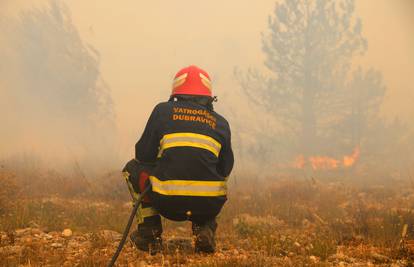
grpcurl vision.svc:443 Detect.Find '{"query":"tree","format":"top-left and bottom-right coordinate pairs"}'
top-left (237, 0), bottom-right (385, 161)
top-left (0, 1), bottom-right (115, 166)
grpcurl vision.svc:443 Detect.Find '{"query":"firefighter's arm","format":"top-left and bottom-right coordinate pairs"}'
top-left (217, 127), bottom-right (234, 178)
top-left (135, 105), bottom-right (161, 164)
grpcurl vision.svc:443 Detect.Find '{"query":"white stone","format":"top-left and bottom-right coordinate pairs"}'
top-left (62, 229), bottom-right (73, 237)
top-left (309, 255), bottom-right (319, 263)
top-left (51, 242), bottom-right (63, 248)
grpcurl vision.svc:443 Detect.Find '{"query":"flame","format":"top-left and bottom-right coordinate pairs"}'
top-left (343, 146), bottom-right (360, 167)
top-left (309, 156), bottom-right (339, 170)
top-left (293, 146), bottom-right (360, 170)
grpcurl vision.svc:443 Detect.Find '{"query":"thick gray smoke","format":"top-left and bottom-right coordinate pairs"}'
top-left (0, 1), bottom-right (117, 172)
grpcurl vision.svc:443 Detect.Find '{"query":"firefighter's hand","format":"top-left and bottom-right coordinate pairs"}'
top-left (138, 171), bottom-right (151, 203)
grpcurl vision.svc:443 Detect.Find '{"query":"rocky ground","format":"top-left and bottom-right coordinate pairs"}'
top-left (2, 169), bottom-right (414, 266)
top-left (0, 223), bottom-right (411, 267)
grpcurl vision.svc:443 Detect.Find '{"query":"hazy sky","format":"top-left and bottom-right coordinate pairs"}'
top-left (67, 0), bottom-right (414, 145)
top-left (2, 0), bottom-right (414, 159)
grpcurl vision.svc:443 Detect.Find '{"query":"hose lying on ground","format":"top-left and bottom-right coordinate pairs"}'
top-left (107, 185), bottom-right (151, 267)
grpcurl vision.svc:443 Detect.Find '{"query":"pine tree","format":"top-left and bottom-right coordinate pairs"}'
top-left (237, 0), bottom-right (385, 160)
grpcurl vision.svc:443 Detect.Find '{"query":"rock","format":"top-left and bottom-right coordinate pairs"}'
top-left (371, 252), bottom-right (390, 263)
top-left (49, 231), bottom-right (60, 236)
top-left (309, 255), bottom-right (319, 263)
top-left (51, 242), bottom-right (63, 248)
top-left (62, 229), bottom-right (73, 237)
top-left (15, 228), bottom-right (31, 237)
top-left (44, 233), bottom-right (53, 240)
top-left (31, 228), bottom-right (43, 235)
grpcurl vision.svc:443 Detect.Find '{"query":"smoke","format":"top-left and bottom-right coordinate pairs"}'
top-left (1, 0), bottom-right (413, 178)
top-left (0, 1), bottom-right (117, 172)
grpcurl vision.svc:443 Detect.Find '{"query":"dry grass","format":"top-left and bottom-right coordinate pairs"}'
top-left (1, 166), bottom-right (414, 266)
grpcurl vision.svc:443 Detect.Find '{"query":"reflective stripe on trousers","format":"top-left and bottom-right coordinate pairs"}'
top-left (124, 171), bottom-right (159, 224)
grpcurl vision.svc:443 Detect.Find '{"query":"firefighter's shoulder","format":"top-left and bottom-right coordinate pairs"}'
top-left (211, 110), bottom-right (231, 130)
top-left (151, 101), bottom-right (173, 114)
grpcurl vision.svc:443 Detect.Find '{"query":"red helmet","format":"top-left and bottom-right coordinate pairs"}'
top-left (171, 65), bottom-right (212, 97)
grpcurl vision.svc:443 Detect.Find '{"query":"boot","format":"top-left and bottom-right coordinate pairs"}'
top-left (130, 216), bottom-right (162, 255)
top-left (130, 229), bottom-right (162, 255)
top-left (192, 219), bottom-right (217, 253)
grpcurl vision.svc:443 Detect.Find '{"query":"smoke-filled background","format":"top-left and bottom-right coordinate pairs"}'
top-left (1, 0), bottom-right (414, 179)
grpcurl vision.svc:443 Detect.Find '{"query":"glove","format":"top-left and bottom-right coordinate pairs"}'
top-left (123, 159), bottom-right (152, 202)
top-left (138, 170), bottom-right (151, 203)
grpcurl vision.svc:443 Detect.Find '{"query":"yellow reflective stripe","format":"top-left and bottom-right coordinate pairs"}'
top-left (158, 133), bottom-right (221, 158)
top-left (199, 73), bottom-right (211, 85)
top-left (124, 172), bottom-right (159, 224)
top-left (151, 188), bottom-right (226, 197)
top-left (136, 205), bottom-right (159, 224)
top-left (136, 207), bottom-right (144, 224)
top-left (164, 133), bottom-right (221, 147)
top-left (173, 73), bottom-right (188, 88)
top-left (141, 207), bottom-right (159, 218)
top-left (150, 176), bottom-right (227, 197)
top-left (124, 171), bottom-right (140, 200)
top-left (150, 176), bottom-right (225, 187)
top-left (199, 73), bottom-right (212, 91)
top-left (174, 73), bottom-right (188, 83)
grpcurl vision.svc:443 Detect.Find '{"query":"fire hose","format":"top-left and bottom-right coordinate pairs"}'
top-left (107, 185), bottom-right (151, 267)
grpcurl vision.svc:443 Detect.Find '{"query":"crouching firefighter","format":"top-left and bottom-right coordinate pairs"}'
top-left (123, 65), bottom-right (234, 254)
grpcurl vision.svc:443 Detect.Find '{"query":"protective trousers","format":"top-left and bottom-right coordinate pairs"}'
top-left (122, 159), bottom-right (218, 253)
top-left (122, 159), bottom-right (162, 240)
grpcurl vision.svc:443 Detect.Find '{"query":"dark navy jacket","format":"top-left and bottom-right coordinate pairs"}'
top-left (135, 100), bottom-right (233, 221)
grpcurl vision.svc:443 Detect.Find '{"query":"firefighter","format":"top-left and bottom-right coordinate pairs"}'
top-left (123, 65), bottom-right (234, 254)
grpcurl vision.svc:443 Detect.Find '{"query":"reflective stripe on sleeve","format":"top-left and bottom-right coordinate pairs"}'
top-left (157, 132), bottom-right (221, 158)
top-left (150, 176), bottom-right (227, 197)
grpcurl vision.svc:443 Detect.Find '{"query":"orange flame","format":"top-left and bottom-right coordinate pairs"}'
top-left (309, 156), bottom-right (339, 170)
top-left (293, 146), bottom-right (360, 170)
top-left (343, 146), bottom-right (360, 167)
